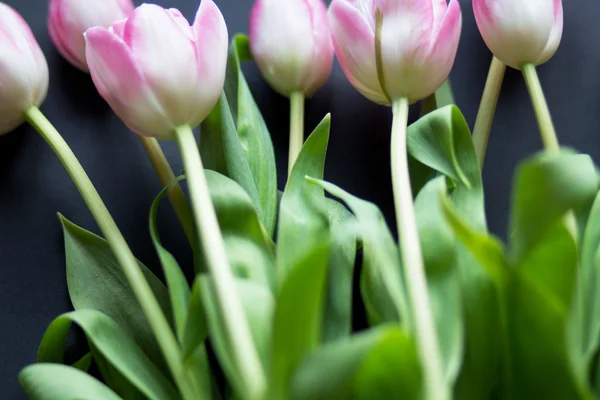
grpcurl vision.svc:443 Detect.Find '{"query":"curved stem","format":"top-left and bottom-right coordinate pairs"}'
top-left (391, 98), bottom-right (448, 400)
top-left (174, 125), bottom-right (266, 400)
top-left (24, 106), bottom-right (197, 400)
top-left (139, 136), bottom-right (195, 245)
top-left (473, 57), bottom-right (506, 169)
top-left (522, 63), bottom-right (560, 152)
top-left (288, 91), bottom-right (305, 177)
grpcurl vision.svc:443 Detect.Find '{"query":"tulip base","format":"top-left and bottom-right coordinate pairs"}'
top-left (173, 124), bottom-right (266, 400)
top-left (390, 98), bottom-right (448, 400)
top-left (23, 106), bottom-right (198, 400)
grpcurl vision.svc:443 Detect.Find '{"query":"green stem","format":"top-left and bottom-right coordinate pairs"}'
top-left (288, 91), bottom-right (305, 177)
top-left (473, 57), bottom-right (506, 169)
top-left (174, 125), bottom-right (266, 400)
top-left (24, 106), bottom-right (197, 400)
top-left (521, 63), bottom-right (560, 152)
top-left (391, 98), bottom-right (448, 400)
top-left (139, 136), bottom-right (195, 246)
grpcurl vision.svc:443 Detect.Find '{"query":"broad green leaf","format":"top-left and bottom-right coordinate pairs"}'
top-left (37, 310), bottom-right (178, 400)
top-left (323, 199), bottom-right (357, 342)
top-left (200, 276), bottom-right (274, 397)
top-left (414, 177), bottom-right (463, 388)
top-left (407, 106), bottom-right (499, 399)
top-left (568, 191), bottom-right (600, 390)
top-left (150, 176), bottom-right (191, 341)
top-left (20, 364), bottom-right (122, 400)
top-left (60, 216), bottom-right (171, 372)
top-left (353, 327), bottom-right (421, 400)
top-left (182, 279), bottom-right (209, 360)
top-left (72, 353), bottom-right (92, 372)
top-left (510, 152), bottom-right (598, 265)
top-left (223, 34), bottom-right (277, 236)
top-left (290, 325), bottom-right (420, 400)
top-left (270, 235), bottom-right (330, 398)
top-left (200, 94), bottom-right (264, 232)
top-left (308, 178), bottom-right (408, 327)
top-left (276, 114), bottom-right (331, 279)
top-left (203, 170), bottom-right (275, 289)
top-left (272, 114), bottom-right (332, 397)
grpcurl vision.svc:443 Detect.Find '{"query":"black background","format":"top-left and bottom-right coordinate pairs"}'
top-left (2, 0), bottom-right (598, 398)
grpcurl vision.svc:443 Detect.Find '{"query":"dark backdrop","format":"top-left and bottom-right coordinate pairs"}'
top-left (2, 0), bottom-right (598, 398)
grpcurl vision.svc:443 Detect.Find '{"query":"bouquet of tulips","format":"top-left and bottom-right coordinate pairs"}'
top-left (3, 0), bottom-right (596, 399)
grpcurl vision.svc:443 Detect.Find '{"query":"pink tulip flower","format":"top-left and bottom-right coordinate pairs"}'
top-left (84, 1), bottom-right (228, 140)
top-left (473, 0), bottom-right (563, 69)
top-left (48, 0), bottom-right (134, 72)
top-left (249, 0), bottom-right (334, 97)
top-left (328, 0), bottom-right (462, 104)
top-left (0, 2), bottom-right (49, 135)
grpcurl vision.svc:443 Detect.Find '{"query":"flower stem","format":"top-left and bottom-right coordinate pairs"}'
top-left (139, 136), bottom-right (195, 245)
top-left (174, 125), bottom-right (266, 400)
top-left (391, 98), bottom-right (448, 400)
top-left (522, 63), bottom-right (560, 152)
top-left (473, 57), bottom-right (506, 169)
top-left (288, 91), bottom-right (305, 177)
top-left (24, 106), bottom-right (197, 400)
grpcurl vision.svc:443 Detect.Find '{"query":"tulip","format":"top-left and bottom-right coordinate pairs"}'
top-left (328, 0), bottom-right (462, 104)
top-left (249, 0), bottom-right (334, 98)
top-left (0, 2), bottom-right (49, 135)
top-left (48, 0), bottom-right (134, 72)
top-left (84, 1), bottom-right (228, 140)
top-left (473, 0), bottom-right (563, 70)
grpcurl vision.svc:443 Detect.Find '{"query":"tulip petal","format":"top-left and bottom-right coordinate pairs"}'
top-left (473, 0), bottom-right (555, 68)
top-left (85, 27), bottom-right (172, 138)
top-left (124, 4), bottom-right (198, 126)
top-left (538, 0), bottom-right (563, 65)
top-left (415, 0), bottom-right (461, 102)
top-left (190, 0), bottom-right (228, 127)
top-left (431, 0), bottom-right (448, 34)
top-left (48, 0), bottom-right (88, 70)
top-left (300, 0), bottom-right (334, 96)
top-left (377, 0), bottom-right (435, 100)
top-left (329, 0), bottom-right (387, 104)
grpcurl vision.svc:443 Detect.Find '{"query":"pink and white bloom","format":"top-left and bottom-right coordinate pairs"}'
top-left (48, 0), bottom-right (134, 72)
top-left (473, 0), bottom-right (563, 69)
top-left (84, 1), bottom-right (228, 140)
top-left (0, 3), bottom-right (49, 135)
top-left (249, 0), bottom-right (334, 97)
top-left (328, 0), bottom-right (462, 104)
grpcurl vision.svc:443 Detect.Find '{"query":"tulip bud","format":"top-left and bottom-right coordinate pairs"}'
top-left (48, 0), bottom-right (134, 72)
top-left (249, 0), bottom-right (334, 97)
top-left (473, 0), bottom-right (563, 69)
top-left (328, 0), bottom-right (462, 104)
top-left (84, 1), bottom-right (228, 140)
top-left (0, 3), bottom-right (49, 135)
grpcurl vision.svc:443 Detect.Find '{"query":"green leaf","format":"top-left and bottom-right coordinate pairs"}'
top-left (277, 114), bottom-right (331, 278)
top-left (408, 106), bottom-right (500, 399)
top-left (182, 279), bottom-right (209, 360)
top-left (200, 94), bottom-right (265, 233)
top-left (223, 34), bottom-right (278, 236)
top-left (200, 276), bottom-right (274, 397)
top-left (204, 170), bottom-right (276, 289)
top-left (37, 310), bottom-right (178, 400)
top-left (323, 199), bottom-right (357, 342)
top-left (308, 178), bottom-right (408, 327)
top-left (568, 191), bottom-right (600, 390)
top-left (414, 177), bottom-right (463, 388)
top-left (290, 325), bottom-right (420, 400)
top-left (72, 353), bottom-right (93, 372)
top-left (60, 216), bottom-right (172, 372)
top-left (20, 364), bottom-right (122, 400)
top-left (272, 114), bottom-right (332, 397)
top-left (510, 152), bottom-right (598, 265)
top-left (149, 176), bottom-right (191, 341)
